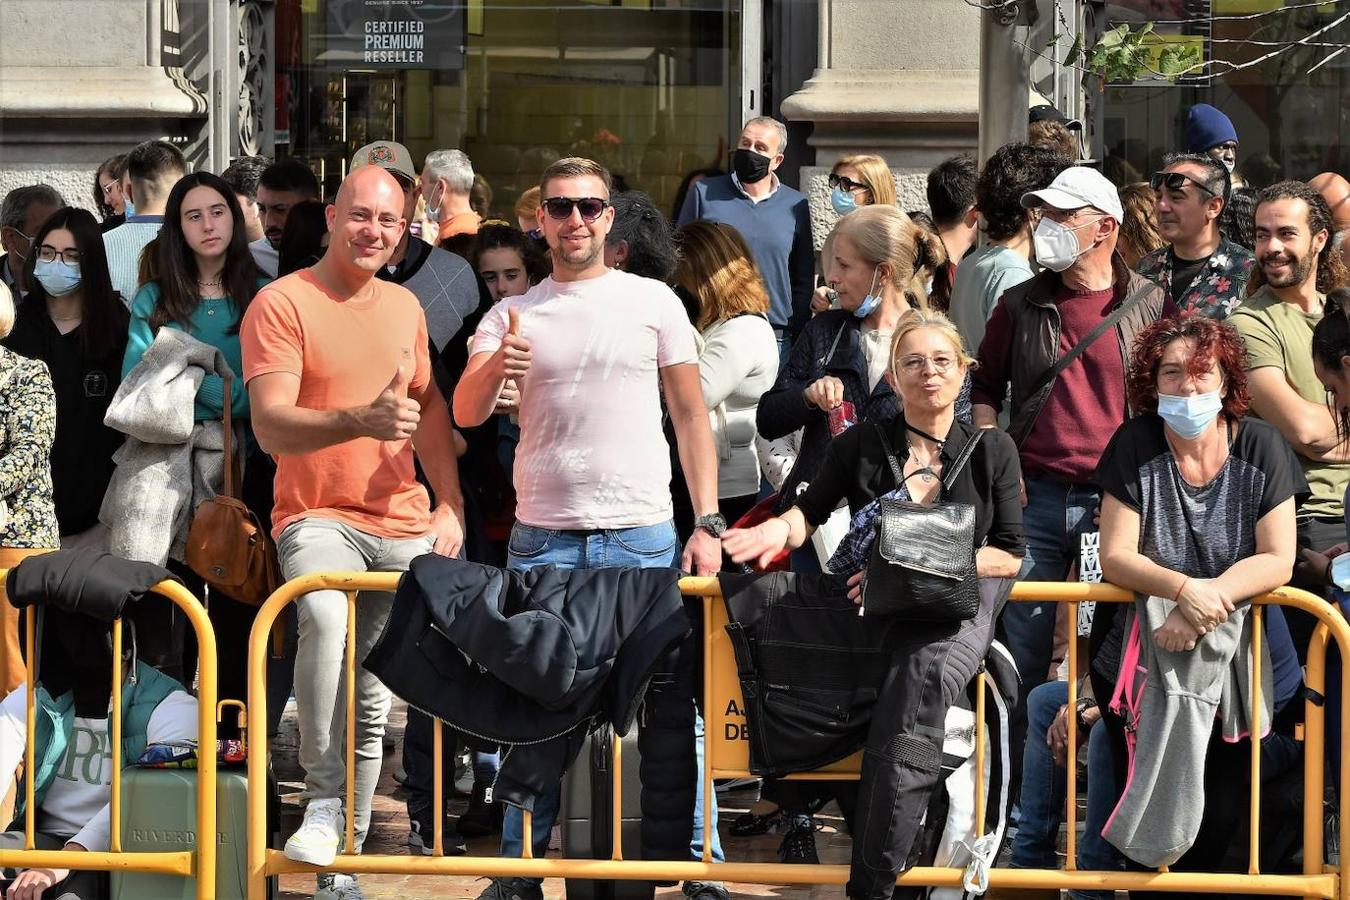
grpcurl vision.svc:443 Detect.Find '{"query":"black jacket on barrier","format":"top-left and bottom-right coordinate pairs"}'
top-left (6, 549), bottom-right (174, 621)
top-left (364, 555), bottom-right (691, 813)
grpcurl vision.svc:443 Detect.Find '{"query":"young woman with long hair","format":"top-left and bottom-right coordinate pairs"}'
top-left (6, 207), bottom-right (129, 545)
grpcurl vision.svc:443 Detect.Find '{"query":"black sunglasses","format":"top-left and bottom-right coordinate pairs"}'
top-left (828, 173), bottom-right (868, 193)
top-left (541, 196), bottom-right (609, 222)
top-left (1150, 170), bottom-right (1217, 198)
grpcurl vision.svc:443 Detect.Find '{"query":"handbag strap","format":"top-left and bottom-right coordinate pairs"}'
top-left (873, 423), bottom-right (984, 499)
top-left (220, 371), bottom-right (236, 499)
top-left (1022, 279), bottom-right (1156, 407)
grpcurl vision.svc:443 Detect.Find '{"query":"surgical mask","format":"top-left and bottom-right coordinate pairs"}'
top-left (1032, 216), bottom-right (1095, 273)
top-left (830, 187), bottom-right (857, 216)
top-left (424, 184), bottom-right (443, 220)
top-left (33, 259), bottom-right (81, 296)
top-left (732, 148), bottom-right (772, 185)
top-left (1331, 553), bottom-right (1350, 591)
top-left (853, 267), bottom-right (882, 319)
top-left (1221, 159), bottom-right (1236, 173)
top-left (123, 196), bottom-right (135, 218)
top-left (1156, 390), bottom-right (1223, 439)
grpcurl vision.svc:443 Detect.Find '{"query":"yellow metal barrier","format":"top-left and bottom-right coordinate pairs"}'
top-left (0, 574), bottom-right (218, 899)
top-left (246, 574), bottom-right (1350, 899)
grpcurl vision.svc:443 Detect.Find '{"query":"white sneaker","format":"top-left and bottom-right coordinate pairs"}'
top-left (315, 872), bottom-right (365, 900)
top-left (286, 798), bottom-right (344, 866)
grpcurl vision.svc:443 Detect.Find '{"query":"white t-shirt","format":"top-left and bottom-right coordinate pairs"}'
top-left (473, 268), bottom-right (698, 529)
top-left (0, 686), bottom-right (197, 851)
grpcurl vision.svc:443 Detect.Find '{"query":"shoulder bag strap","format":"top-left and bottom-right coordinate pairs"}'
top-left (873, 423), bottom-right (906, 486)
top-left (220, 371), bottom-right (236, 499)
top-left (821, 322), bottom-right (847, 368)
top-left (940, 429), bottom-right (985, 494)
top-left (1023, 279), bottom-right (1157, 403)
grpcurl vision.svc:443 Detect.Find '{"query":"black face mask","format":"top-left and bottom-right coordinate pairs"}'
top-left (732, 148), bottom-right (773, 185)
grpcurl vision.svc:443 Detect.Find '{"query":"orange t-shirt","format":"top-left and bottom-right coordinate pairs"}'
top-left (240, 269), bottom-right (433, 540)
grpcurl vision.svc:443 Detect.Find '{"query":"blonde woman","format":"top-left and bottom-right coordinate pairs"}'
top-left (726, 311), bottom-right (1024, 897)
top-left (829, 154), bottom-right (898, 216)
top-left (1118, 181), bottom-right (1166, 268)
top-left (760, 205), bottom-right (959, 532)
top-left (675, 221), bottom-right (780, 523)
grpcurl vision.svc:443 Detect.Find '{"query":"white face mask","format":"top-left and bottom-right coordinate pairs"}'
top-left (1156, 390), bottom-right (1223, 439)
top-left (1032, 216), bottom-right (1098, 273)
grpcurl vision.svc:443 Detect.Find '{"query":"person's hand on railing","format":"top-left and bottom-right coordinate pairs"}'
top-left (7, 855), bottom-right (75, 900)
top-left (1175, 577), bottom-right (1234, 632)
top-left (1154, 606), bottom-right (1202, 652)
top-left (1047, 701), bottom-right (1098, 768)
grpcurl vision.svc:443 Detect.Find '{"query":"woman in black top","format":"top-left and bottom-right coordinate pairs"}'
top-left (725, 311), bottom-right (1023, 900)
top-left (4, 208), bottom-right (128, 544)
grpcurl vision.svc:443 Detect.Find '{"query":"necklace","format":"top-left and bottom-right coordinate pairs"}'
top-left (904, 423), bottom-right (946, 484)
top-left (198, 276), bottom-right (223, 287)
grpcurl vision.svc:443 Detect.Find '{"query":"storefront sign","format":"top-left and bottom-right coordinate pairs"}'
top-left (318, 0), bottom-right (464, 70)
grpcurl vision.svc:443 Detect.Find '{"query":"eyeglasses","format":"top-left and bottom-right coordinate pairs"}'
top-left (828, 173), bottom-right (868, 193)
top-left (1150, 170), bottom-right (1217, 198)
top-left (896, 353), bottom-right (958, 375)
top-left (541, 197), bottom-right (609, 222)
top-left (100, 181), bottom-right (120, 196)
top-left (37, 245), bottom-right (81, 265)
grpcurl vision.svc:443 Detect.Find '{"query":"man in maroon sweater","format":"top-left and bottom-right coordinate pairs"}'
top-left (970, 166), bottom-right (1169, 797)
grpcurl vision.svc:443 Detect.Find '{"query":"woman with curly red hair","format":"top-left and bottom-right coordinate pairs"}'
top-left (1087, 314), bottom-right (1306, 881)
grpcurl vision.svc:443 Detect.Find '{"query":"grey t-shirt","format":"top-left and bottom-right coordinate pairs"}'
top-left (949, 245), bottom-right (1035, 355)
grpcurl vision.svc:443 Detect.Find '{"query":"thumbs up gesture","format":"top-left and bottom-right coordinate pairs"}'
top-left (495, 305), bottom-right (532, 380)
top-left (364, 366), bottom-right (422, 441)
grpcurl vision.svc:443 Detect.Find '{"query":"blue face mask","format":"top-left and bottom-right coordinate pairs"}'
top-left (852, 267), bottom-right (882, 319)
top-left (1156, 390), bottom-right (1223, 439)
top-left (123, 196), bottom-right (135, 218)
top-left (830, 187), bottom-right (858, 216)
top-left (33, 259), bottom-right (82, 297)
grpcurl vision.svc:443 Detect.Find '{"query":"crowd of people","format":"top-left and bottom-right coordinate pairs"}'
top-left (0, 99), bottom-right (1347, 900)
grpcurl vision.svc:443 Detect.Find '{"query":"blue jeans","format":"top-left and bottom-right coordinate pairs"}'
top-left (1008, 682), bottom-right (1120, 900)
top-left (499, 521), bottom-right (724, 866)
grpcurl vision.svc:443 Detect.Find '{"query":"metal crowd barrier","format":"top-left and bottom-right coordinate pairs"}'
top-left (245, 574), bottom-right (1350, 900)
top-left (0, 574), bottom-right (218, 900)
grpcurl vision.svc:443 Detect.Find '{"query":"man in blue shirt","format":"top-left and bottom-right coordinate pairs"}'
top-left (677, 117), bottom-right (813, 360)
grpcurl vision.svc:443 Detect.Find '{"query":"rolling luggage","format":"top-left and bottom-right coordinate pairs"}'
top-left (560, 723), bottom-right (653, 900)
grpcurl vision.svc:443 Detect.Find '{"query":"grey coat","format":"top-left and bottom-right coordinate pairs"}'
top-left (99, 329), bottom-right (231, 565)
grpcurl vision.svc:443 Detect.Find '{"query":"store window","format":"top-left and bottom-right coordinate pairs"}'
top-left (1099, 0), bottom-right (1349, 188)
top-left (273, 0), bottom-right (743, 219)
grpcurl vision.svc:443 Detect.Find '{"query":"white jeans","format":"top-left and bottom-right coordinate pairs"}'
top-left (277, 516), bottom-right (433, 850)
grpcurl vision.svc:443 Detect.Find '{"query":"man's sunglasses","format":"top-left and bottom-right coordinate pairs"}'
top-left (541, 197), bottom-right (609, 222)
top-left (1150, 170), bottom-right (1217, 198)
top-left (828, 173), bottom-right (868, 193)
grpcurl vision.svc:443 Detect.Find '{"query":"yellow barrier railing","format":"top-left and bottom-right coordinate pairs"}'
top-left (0, 574), bottom-right (217, 898)
top-left (246, 574), bottom-right (1350, 900)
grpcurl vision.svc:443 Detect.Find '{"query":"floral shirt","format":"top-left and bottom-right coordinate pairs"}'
top-left (1133, 239), bottom-right (1255, 320)
top-left (0, 349), bottom-right (58, 548)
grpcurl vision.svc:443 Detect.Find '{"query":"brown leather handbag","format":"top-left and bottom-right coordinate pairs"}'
top-left (185, 373), bottom-right (279, 606)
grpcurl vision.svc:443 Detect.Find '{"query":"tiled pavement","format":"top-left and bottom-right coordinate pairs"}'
top-left (273, 699), bottom-right (853, 900)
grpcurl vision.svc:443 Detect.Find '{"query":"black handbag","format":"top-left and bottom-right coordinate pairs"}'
top-left (860, 424), bottom-right (984, 621)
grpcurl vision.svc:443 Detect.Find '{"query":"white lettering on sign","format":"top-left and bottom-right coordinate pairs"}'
top-left (363, 18), bottom-right (425, 63)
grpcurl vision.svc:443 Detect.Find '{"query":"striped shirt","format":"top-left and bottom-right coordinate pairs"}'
top-left (102, 217), bottom-right (163, 306)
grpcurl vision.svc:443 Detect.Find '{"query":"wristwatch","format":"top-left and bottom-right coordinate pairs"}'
top-left (1075, 695), bottom-right (1099, 728)
top-left (693, 512), bottom-right (728, 538)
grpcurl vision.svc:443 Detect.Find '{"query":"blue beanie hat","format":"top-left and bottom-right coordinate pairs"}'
top-left (1185, 104), bottom-right (1238, 153)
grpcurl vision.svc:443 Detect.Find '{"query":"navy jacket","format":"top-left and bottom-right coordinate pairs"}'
top-left (364, 555), bottom-right (690, 811)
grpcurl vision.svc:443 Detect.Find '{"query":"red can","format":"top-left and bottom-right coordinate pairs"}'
top-left (828, 400), bottom-right (857, 436)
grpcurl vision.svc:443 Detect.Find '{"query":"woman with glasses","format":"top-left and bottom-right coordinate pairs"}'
top-left (4, 208), bottom-right (128, 550)
top-left (120, 172), bottom-right (268, 711)
top-left (726, 311), bottom-right (1024, 899)
top-left (92, 154), bottom-right (128, 232)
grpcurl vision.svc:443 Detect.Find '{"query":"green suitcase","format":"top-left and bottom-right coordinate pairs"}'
top-left (111, 767), bottom-right (276, 900)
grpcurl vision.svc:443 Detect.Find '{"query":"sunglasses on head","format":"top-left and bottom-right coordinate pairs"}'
top-left (1150, 170), bottom-right (1217, 198)
top-left (828, 173), bottom-right (867, 193)
top-left (541, 196), bottom-right (609, 222)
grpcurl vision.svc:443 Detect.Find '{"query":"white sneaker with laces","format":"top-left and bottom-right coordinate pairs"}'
top-left (315, 872), bottom-right (365, 900)
top-left (286, 798), bottom-right (345, 866)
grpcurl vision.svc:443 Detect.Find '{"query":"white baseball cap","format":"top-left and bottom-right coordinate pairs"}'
top-left (1020, 166), bottom-right (1124, 222)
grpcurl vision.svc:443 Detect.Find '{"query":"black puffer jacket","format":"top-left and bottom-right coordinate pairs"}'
top-left (364, 555), bottom-right (692, 816)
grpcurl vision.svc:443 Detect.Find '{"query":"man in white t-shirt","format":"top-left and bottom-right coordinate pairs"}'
top-left (455, 156), bottom-right (724, 900)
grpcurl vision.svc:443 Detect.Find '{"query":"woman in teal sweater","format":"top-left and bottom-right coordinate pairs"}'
top-left (123, 171), bottom-right (272, 721)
